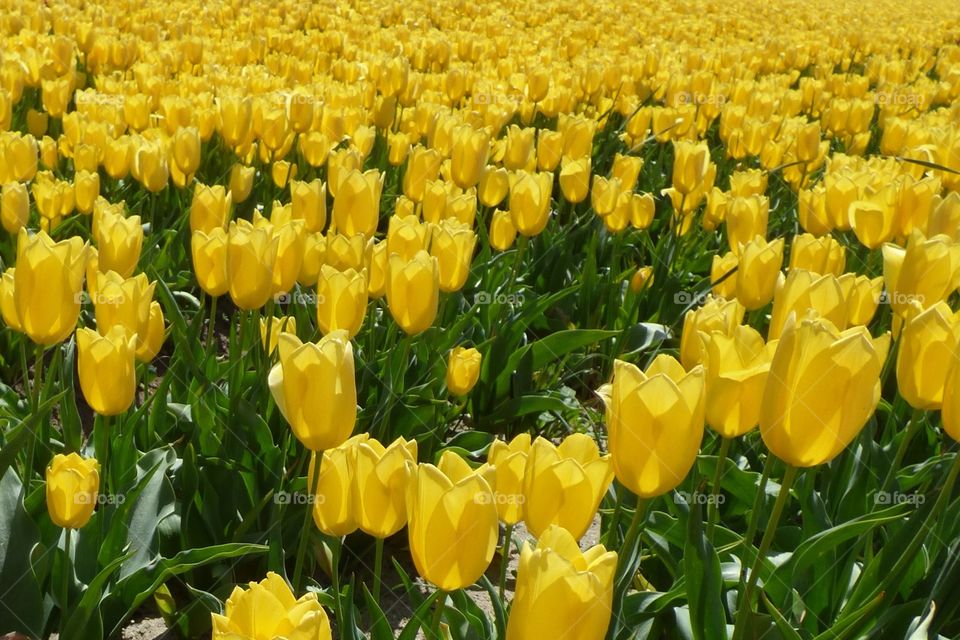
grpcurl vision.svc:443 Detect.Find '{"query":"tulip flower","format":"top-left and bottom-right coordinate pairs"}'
top-left (1, 182), bottom-right (29, 234)
top-left (672, 139), bottom-right (711, 195)
top-left (387, 214), bottom-right (429, 261)
top-left (228, 164), bottom-right (255, 204)
top-left (430, 219), bottom-right (476, 293)
top-left (46, 453), bottom-right (100, 529)
top-left (896, 302), bottom-right (960, 410)
top-left (309, 435), bottom-right (368, 537)
top-left (353, 436), bottom-right (418, 538)
top-left (487, 434), bottom-right (531, 525)
top-left (630, 266), bottom-right (654, 293)
top-left (268, 331), bottom-right (357, 452)
top-left (131, 139), bottom-right (169, 193)
top-left (316, 265), bottom-right (368, 338)
top-left (227, 220), bottom-right (279, 310)
top-left (711, 252), bottom-right (738, 299)
top-left (13, 229), bottom-right (87, 346)
top-left (760, 313), bottom-right (890, 467)
top-left (768, 269), bottom-right (846, 340)
top-left (95, 209), bottom-right (143, 278)
top-left (403, 146), bottom-right (444, 202)
top-left (503, 125), bottom-right (536, 171)
top-left (1, 268), bottom-right (21, 331)
top-left (190, 183), bottom-right (232, 233)
top-left (297, 232), bottom-right (326, 288)
top-left (94, 271), bottom-right (157, 358)
top-left (523, 434), bottom-right (613, 539)
top-left (291, 179), bottom-right (327, 233)
top-left (446, 346), bottom-right (481, 396)
top-left (332, 169), bottom-right (383, 237)
top-left (211, 572), bottom-right (332, 640)
top-left (788, 233), bottom-right (845, 276)
top-left (729, 169), bottom-right (767, 198)
top-left (489, 209), bottom-right (517, 251)
top-left (137, 301), bottom-right (166, 362)
top-left (559, 156), bottom-right (591, 203)
top-left (701, 326), bottom-right (776, 437)
top-left (882, 231), bottom-right (960, 317)
top-left (406, 451), bottom-right (498, 590)
top-left (77, 325), bottom-right (138, 416)
top-left (735, 236), bottom-right (784, 311)
top-left (611, 154), bottom-right (644, 192)
top-left (451, 126), bottom-right (490, 189)
top-left (267, 215), bottom-right (306, 297)
top-left (704, 188), bottom-right (728, 231)
top-left (537, 130), bottom-right (564, 171)
top-left (601, 356), bottom-right (704, 497)
top-left (326, 233), bottom-right (370, 272)
top-left (726, 195), bottom-right (769, 254)
top-left (510, 171), bottom-right (553, 237)
top-left (506, 525), bottom-right (617, 640)
top-left (942, 345), bottom-right (960, 443)
top-left (839, 274), bottom-right (883, 326)
top-left (386, 251), bottom-right (439, 335)
top-left (679, 296), bottom-right (745, 370)
top-left (260, 315), bottom-right (297, 355)
top-left (850, 197), bottom-right (896, 249)
top-left (479, 165), bottom-right (510, 207)
top-left (191, 228), bottom-right (229, 297)
top-left (74, 171), bottom-right (100, 214)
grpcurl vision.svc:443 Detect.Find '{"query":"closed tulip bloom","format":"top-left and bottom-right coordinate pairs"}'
top-left (309, 436), bottom-right (368, 537)
top-left (332, 169), bottom-right (383, 237)
top-left (711, 251), bottom-right (738, 299)
top-left (768, 270), bottom-right (847, 339)
top-left (316, 265), bottom-right (368, 338)
top-left (326, 233), bottom-right (370, 272)
top-left (269, 219), bottom-right (306, 297)
top-left (211, 572), bottom-right (332, 640)
top-left (77, 325), bottom-right (137, 416)
top-left (760, 313), bottom-right (890, 467)
top-left (591, 176), bottom-right (621, 216)
top-left (406, 451), bottom-right (498, 591)
top-left (1, 268), bottom-right (21, 331)
top-left (259, 315), bottom-right (296, 355)
top-left (218, 96), bottom-right (253, 148)
top-left (1, 182), bottom-right (29, 234)
top-left (840, 274), bottom-right (883, 326)
top-left (735, 236), bottom-right (784, 311)
top-left (559, 156), bottom-right (591, 203)
top-left (679, 296), bottom-right (745, 369)
top-left (14, 229), bottom-right (87, 346)
top-left (46, 453), bottom-right (100, 529)
top-left (561, 116), bottom-right (596, 160)
top-left (73, 171), bottom-right (100, 214)
top-left (95, 210), bottom-right (142, 278)
top-left (136, 301), bottom-right (165, 363)
top-left (672, 139), bottom-right (711, 195)
top-left (850, 198), bottom-right (896, 249)
top-left (701, 326), bottom-right (776, 437)
top-left (300, 131), bottom-right (332, 168)
top-left (882, 231), bottom-right (960, 317)
top-left (824, 174), bottom-right (857, 230)
top-left (489, 209), bottom-right (517, 251)
top-left (789, 233), bottom-right (845, 275)
top-left (703, 188), bottom-right (728, 231)
top-left (103, 136), bottom-right (132, 180)
top-left (478, 165), bottom-right (510, 207)
top-left (190, 184), bottom-right (231, 233)
top-left (896, 302), bottom-right (960, 410)
top-left (795, 121), bottom-right (821, 163)
top-left (630, 266), bottom-right (654, 293)
top-left (728, 169), bottom-right (767, 198)
top-left (386, 251), bottom-right (439, 335)
top-left (228, 164), bottom-right (255, 204)
top-left (942, 345), bottom-right (960, 443)
top-left (503, 125), bottom-right (536, 171)
top-left (611, 154), bottom-right (644, 192)
top-left (172, 126), bottom-right (201, 177)
top-left (354, 436), bottom-right (418, 538)
top-left (290, 179), bottom-right (327, 233)
top-left (94, 271), bottom-right (156, 359)
top-left (537, 130), bottom-right (564, 172)
top-left (431, 219), bottom-right (476, 292)
top-left (268, 331), bottom-right (357, 452)
top-left (191, 228), bottom-right (229, 297)
top-left (506, 525), bottom-right (617, 640)
top-left (928, 192), bottom-right (960, 241)
top-left (403, 146), bottom-right (443, 202)
top-left (523, 434), bottom-right (613, 540)
top-left (131, 139), bottom-right (168, 193)
top-left (446, 346), bottom-right (481, 396)
top-left (601, 356), bottom-right (704, 497)
top-left (510, 171), bottom-right (553, 237)
top-left (487, 433), bottom-right (531, 525)
top-left (227, 220), bottom-right (279, 310)
top-left (387, 214), bottom-right (429, 261)
top-left (451, 126), bottom-right (490, 189)
top-left (297, 232), bottom-right (326, 287)
top-left (726, 195), bottom-right (769, 254)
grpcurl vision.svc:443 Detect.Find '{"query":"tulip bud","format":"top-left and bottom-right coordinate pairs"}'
top-left (536, 130), bottom-right (564, 171)
top-left (487, 434), bottom-right (530, 525)
top-left (591, 176), bottom-right (621, 216)
top-left (406, 451), bottom-right (498, 590)
top-left (73, 171), bottom-right (100, 215)
top-left (768, 269), bottom-right (846, 339)
top-left (190, 184), bottom-right (232, 234)
top-left (14, 229), bottom-right (87, 345)
top-left (354, 436), bottom-right (418, 538)
top-left (726, 195), bottom-right (769, 254)
top-left (510, 171), bottom-right (553, 237)
top-left (211, 572), bottom-right (332, 640)
top-left (386, 251), bottom-right (439, 335)
top-left (446, 346), bottom-right (481, 396)
top-left (1, 182), bottom-right (29, 234)
top-left (307, 436), bottom-right (367, 537)
top-left (789, 233), bottom-right (845, 275)
top-left (95, 210), bottom-right (142, 278)
top-left (268, 331), bottom-right (358, 452)
top-left (430, 219), bottom-right (476, 293)
top-left (260, 315), bottom-right (297, 355)
top-left (672, 139), bottom-right (711, 195)
top-left (489, 209), bottom-right (517, 251)
top-left (227, 220), bottom-right (279, 310)
top-left (332, 169), bottom-right (383, 238)
top-left (77, 325), bottom-right (138, 416)
top-left (760, 313), bottom-right (889, 467)
top-left (701, 326), bottom-right (776, 437)
top-left (451, 126), bottom-right (490, 189)
top-left (882, 231), bottom-right (960, 317)
top-left (896, 302), bottom-right (960, 410)
top-left (711, 252), bottom-right (738, 299)
top-left (559, 157), bottom-right (591, 204)
top-left (316, 265), bottom-right (368, 338)
top-left (611, 154), bottom-right (644, 192)
top-left (735, 236), bottom-right (784, 310)
top-left (46, 453), bottom-right (100, 529)
top-left (478, 165), bottom-right (509, 207)
top-left (602, 356), bottom-right (704, 497)
top-left (228, 164), bottom-right (255, 204)
top-left (839, 274), bottom-right (883, 326)
top-left (523, 434), bottom-right (613, 539)
top-left (506, 525), bottom-right (616, 640)
top-left (191, 228), bottom-right (229, 297)
top-left (728, 169), bottom-right (767, 198)
top-left (403, 146), bottom-right (443, 202)
top-left (387, 214), bottom-right (429, 261)
top-left (679, 296), bottom-right (745, 370)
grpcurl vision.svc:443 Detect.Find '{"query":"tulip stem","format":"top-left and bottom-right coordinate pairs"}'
top-left (373, 537), bottom-right (384, 602)
top-left (706, 437), bottom-right (732, 541)
top-left (60, 527), bottom-right (72, 632)
top-left (609, 498), bottom-right (649, 639)
top-left (331, 537), bottom-right (344, 629)
top-left (878, 408), bottom-right (924, 496)
top-left (292, 450), bottom-right (322, 591)
top-left (732, 463), bottom-right (798, 640)
top-left (205, 294), bottom-right (219, 355)
top-left (738, 453), bottom-right (774, 588)
top-left (430, 590), bottom-right (447, 640)
top-left (498, 522), bottom-right (514, 600)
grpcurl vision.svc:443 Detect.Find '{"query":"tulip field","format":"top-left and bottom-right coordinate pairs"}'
top-left (5, 0), bottom-right (960, 638)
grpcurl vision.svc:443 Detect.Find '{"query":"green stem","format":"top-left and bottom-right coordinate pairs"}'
top-left (292, 450), bottom-right (322, 591)
top-left (331, 537), bottom-right (344, 628)
top-left (373, 536), bottom-right (384, 603)
top-left (60, 527), bottom-right (72, 632)
top-left (206, 294), bottom-right (219, 355)
top-left (706, 437), bottom-right (732, 541)
top-left (498, 522), bottom-right (514, 600)
top-left (732, 464), bottom-right (798, 640)
top-left (878, 408), bottom-right (924, 495)
top-left (608, 499), bottom-right (649, 639)
top-left (431, 590), bottom-right (447, 640)
top-left (739, 453), bottom-right (774, 588)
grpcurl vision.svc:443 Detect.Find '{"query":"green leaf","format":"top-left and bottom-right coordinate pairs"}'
top-left (683, 499), bottom-right (726, 640)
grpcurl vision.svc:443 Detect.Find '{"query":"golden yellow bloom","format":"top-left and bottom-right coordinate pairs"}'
top-left (191, 228), bottom-right (229, 297)
top-left (309, 436), bottom-right (367, 537)
top-left (629, 266), bottom-right (654, 294)
top-left (478, 165), bottom-right (510, 208)
top-left (227, 220), bottom-right (278, 310)
top-left (735, 236), bottom-right (784, 311)
top-left (211, 572), bottom-right (332, 640)
top-left (431, 219), bottom-right (476, 293)
top-left (190, 183), bottom-right (232, 234)
top-left (679, 296), bottom-right (745, 370)
top-left (316, 265), bottom-right (368, 338)
top-left (95, 209), bottom-right (142, 278)
top-left (896, 302), bottom-right (960, 410)
top-left (260, 315), bottom-right (297, 355)
top-left (387, 214), bottom-right (429, 261)
top-left (510, 171), bottom-right (553, 237)
top-left (386, 251), bottom-right (439, 335)
top-left (701, 326), bottom-right (776, 437)
top-left (559, 156), bottom-right (591, 203)
top-left (451, 126), bottom-right (490, 189)
top-left (332, 169), bottom-right (383, 237)
top-left (446, 346), bottom-right (481, 396)
top-left (789, 233), bottom-right (845, 276)
top-left (882, 231), bottom-right (960, 317)
top-left (490, 209), bottom-right (518, 251)
top-left (353, 436), bottom-right (418, 538)
top-left (46, 453), bottom-right (100, 530)
top-left (768, 270), bottom-right (847, 340)
top-left (726, 195), bottom-right (769, 254)
top-left (1, 182), bottom-right (29, 234)
top-left (487, 433), bottom-right (531, 525)
top-left (290, 179), bottom-right (327, 234)
top-left (228, 164), bottom-right (255, 204)
top-left (672, 139), bottom-right (711, 195)
top-left (840, 274), bottom-right (883, 326)
top-left (403, 146), bottom-right (443, 202)
top-left (77, 325), bottom-right (138, 416)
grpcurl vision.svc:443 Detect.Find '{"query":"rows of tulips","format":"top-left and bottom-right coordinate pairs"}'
top-left (3, 0), bottom-right (960, 638)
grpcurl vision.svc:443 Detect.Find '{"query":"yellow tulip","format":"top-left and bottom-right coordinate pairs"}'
top-left (451, 126), bottom-right (490, 189)
top-left (1, 268), bottom-right (21, 332)
top-left (788, 233), bottom-right (845, 276)
top-left (711, 251), bottom-right (738, 299)
top-left (191, 228), bottom-right (229, 297)
top-left (760, 313), bottom-right (889, 467)
top-left (672, 139), bottom-right (711, 195)
top-left (353, 436), bottom-right (418, 538)
top-left (446, 346), bottom-right (481, 396)
top-left (268, 217), bottom-right (306, 297)
top-left (227, 220), bottom-right (279, 310)
top-left (431, 219), bottom-right (476, 293)
top-left (332, 169), bottom-right (383, 237)
top-left (298, 232), bottom-right (326, 288)
top-left (228, 164), bottom-right (255, 204)
top-left (839, 274), bottom-right (883, 326)
top-left (882, 231), bottom-right (960, 317)
top-left (850, 198), bottom-right (896, 249)
top-left (300, 131), bottom-right (332, 168)
top-left (611, 154), bottom-right (644, 192)
top-left (131, 139), bottom-right (169, 193)
top-left (510, 171), bottom-right (553, 237)
top-left (602, 356), bottom-right (704, 497)
top-left (325, 233), bottom-right (370, 272)
top-left (487, 433), bottom-right (531, 525)
top-left (701, 326), bottom-right (776, 437)
top-left (896, 302), bottom-right (960, 410)
top-left (387, 214), bottom-right (429, 261)
top-left (768, 270), bottom-right (847, 340)
top-left (190, 183), bottom-right (232, 234)
top-left (537, 130), bottom-right (564, 172)
top-left (316, 265), bottom-right (368, 338)
top-left (591, 176), bottom-right (621, 216)
top-left (309, 435), bottom-right (368, 537)
top-left (45, 453), bottom-right (100, 529)
top-left (503, 125), bottom-right (536, 171)
top-left (260, 315), bottom-right (297, 355)
top-left (93, 271), bottom-right (158, 361)
top-left (290, 179), bottom-right (327, 234)
top-left (386, 251), bottom-right (439, 335)
top-left (490, 209), bottom-right (518, 251)
top-left (523, 434), bottom-right (613, 539)
top-left (679, 296), bottom-right (745, 370)
top-left (268, 331), bottom-right (357, 452)
top-left (726, 195), bottom-right (769, 254)
top-left (14, 229), bottom-right (87, 346)
top-left (403, 146), bottom-right (443, 202)
top-left (728, 169), bottom-right (767, 198)
top-left (77, 325), bottom-right (138, 416)
top-left (629, 266), bottom-right (654, 294)
top-left (1, 182), bottom-right (29, 234)
top-left (735, 236), bottom-right (784, 311)
top-left (559, 156), bottom-right (591, 204)
top-left (211, 572), bottom-right (332, 640)
top-left (73, 171), bottom-right (100, 214)
top-left (406, 451), bottom-right (498, 590)
top-left (137, 301), bottom-right (166, 362)
top-left (478, 165), bottom-right (510, 208)
top-left (506, 525), bottom-right (616, 640)
top-left (95, 209), bottom-right (142, 278)
top-left (942, 343), bottom-right (960, 443)
top-left (172, 126), bottom-right (201, 177)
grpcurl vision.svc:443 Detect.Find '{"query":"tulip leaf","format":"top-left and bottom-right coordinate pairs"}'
top-left (683, 500), bottom-right (726, 640)
top-left (361, 582), bottom-right (395, 640)
top-left (397, 589), bottom-right (443, 640)
top-left (760, 592), bottom-right (804, 640)
top-left (478, 576), bottom-right (507, 639)
top-left (0, 468), bottom-right (46, 638)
